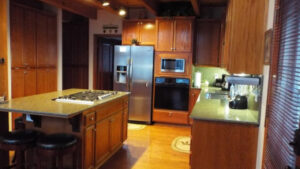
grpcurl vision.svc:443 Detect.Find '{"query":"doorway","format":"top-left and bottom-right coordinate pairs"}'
top-left (94, 36), bottom-right (121, 90)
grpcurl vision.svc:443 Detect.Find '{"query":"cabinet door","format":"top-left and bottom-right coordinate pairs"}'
top-left (110, 111), bottom-right (123, 151)
top-left (84, 125), bottom-right (95, 169)
top-left (37, 68), bottom-right (57, 94)
top-left (23, 8), bottom-right (36, 67)
top-left (122, 21), bottom-right (139, 45)
top-left (156, 19), bottom-right (173, 51)
top-left (95, 119), bottom-right (110, 166)
top-left (139, 20), bottom-right (156, 45)
top-left (123, 107), bottom-right (128, 141)
top-left (194, 20), bottom-right (221, 66)
top-left (227, 0), bottom-right (266, 74)
top-left (174, 19), bottom-right (193, 52)
top-left (36, 13), bottom-right (48, 67)
top-left (10, 5), bottom-right (24, 68)
top-left (11, 69), bottom-right (25, 98)
top-left (24, 69), bottom-right (36, 96)
top-left (47, 16), bottom-right (58, 67)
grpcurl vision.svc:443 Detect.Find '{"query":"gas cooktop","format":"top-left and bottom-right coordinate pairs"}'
top-left (53, 90), bottom-right (118, 105)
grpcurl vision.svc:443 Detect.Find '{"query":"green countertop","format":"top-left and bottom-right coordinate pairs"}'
top-left (190, 87), bottom-right (259, 125)
top-left (0, 89), bottom-right (130, 118)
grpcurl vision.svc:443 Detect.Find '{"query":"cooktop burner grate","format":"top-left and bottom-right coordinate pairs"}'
top-left (53, 91), bottom-right (118, 105)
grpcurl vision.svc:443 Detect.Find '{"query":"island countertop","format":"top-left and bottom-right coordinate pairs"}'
top-left (190, 87), bottom-right (259, 125)
top-left (0, 89), bottom-right (130, 118)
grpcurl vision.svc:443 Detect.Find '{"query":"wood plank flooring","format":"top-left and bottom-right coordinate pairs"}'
top-left (100, 123), bottom-right (191, 169)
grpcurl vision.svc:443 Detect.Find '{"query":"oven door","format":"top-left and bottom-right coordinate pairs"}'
top-left (154, 77), bottom-right (189, 111)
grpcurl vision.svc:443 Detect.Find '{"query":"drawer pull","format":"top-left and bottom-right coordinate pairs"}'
top-left (89, 117), bottom-right (94, 121)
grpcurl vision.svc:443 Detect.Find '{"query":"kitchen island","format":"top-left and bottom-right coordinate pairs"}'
top-left (0, 89), bottom-right (130, 169)
top-left (189, 87), bottom-right (259, 169)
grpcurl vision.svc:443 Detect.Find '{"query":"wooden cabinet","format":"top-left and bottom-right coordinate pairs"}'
top-left (190, 120), bottom-right (258, 169)
top-left (122, 98), bottom-right (128, 141)
top-left (37, 13), bottom-right (57, 67)
top-left (95, 118), bottom-right (110, 166)
top-left (154, 52), bottom-right (192, 78)
top-left (83, 97), bottom-right (128, 169)
top-left (109, 111), bottom-right (123, 151)
top-left (189, 88), bottom-right (201, 124)
top-left (122, 20), bottom-right (156, 45)
top-left (11, 68), bottom-right (37, 98)
top-left (223, 0), bottom-right (267, 74)
top-left (153, 109), bottom-right (189, 124)
top-left (10, 5), bottom-right (36, 68)
top-left (36, 68), bottom-right (57, 94)
top-left (10, 2), bottom-right (58, 97)
top-left (84, 125), bottom-right (95, 169)
top-left (194, 20), bottom-right (221, 66)
top-left (156, 17), bottom-right (194, 52)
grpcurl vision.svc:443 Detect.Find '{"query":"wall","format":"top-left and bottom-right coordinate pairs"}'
top-left (88, 10), bottom-right (123, 89)
top-left (192, 66), bottom-right (229, 87)
top-left (256, 0), bottom-right (275, 168)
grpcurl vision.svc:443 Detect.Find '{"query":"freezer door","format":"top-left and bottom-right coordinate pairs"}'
top-left (129, 46), bottom-right (154, 123)
top-left (113, 46), bottom-right (131, 92)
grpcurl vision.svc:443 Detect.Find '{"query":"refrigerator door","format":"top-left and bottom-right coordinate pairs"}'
top-left (113, 46), bottom-right (131, 92)
top-left (129, 46), bottom-right (154, 123)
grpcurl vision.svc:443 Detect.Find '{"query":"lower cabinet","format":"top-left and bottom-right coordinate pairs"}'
top-left (83, 96), bottom-right (128, 169)
top-left (190, 120), bottom-right (258, 169)
top-left (95, 118), bottom-right (110, 166)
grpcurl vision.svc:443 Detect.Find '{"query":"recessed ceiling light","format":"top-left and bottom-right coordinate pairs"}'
top-left (119, 8), bottom-right (126, 16)
top-left (102, 1), bottom-right (110, 6)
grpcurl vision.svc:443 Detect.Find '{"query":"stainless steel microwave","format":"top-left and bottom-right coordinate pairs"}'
top-left (161, 58), bottom-right (185, 73)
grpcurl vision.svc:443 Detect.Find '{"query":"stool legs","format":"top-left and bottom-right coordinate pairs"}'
top-left (58, 154), bottom-right (63, 169)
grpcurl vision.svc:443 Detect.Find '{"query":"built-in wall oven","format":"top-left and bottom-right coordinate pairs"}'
top-left (161, 58), bottom-right (185, 73)
top-left (154, 77), bottom-right (190, 111)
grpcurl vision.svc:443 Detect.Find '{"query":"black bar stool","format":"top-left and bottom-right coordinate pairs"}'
top-left (0, 130), bottom-right (39, 169)
top-left (36, 133), bottom-right (78, 169)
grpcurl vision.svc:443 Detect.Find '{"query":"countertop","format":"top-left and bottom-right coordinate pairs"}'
top-left (0, 89), bottom-right (130, 118)
top-left (190, 87), bottom-right (259, 125)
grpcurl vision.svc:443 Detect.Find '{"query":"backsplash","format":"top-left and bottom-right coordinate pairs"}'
top-left (192, 66), bottom-right (229, 87)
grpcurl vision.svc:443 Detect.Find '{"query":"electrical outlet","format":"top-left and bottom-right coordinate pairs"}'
top-left (0, 58), bottom-right (5, 64)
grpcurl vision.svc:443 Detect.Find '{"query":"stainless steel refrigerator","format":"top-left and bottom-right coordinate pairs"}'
top-left (113, 46), bottom-right (154, 124)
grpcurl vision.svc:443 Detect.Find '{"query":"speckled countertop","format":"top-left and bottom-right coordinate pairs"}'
top-left (0, 89), bottom-right (130, 118)
top-left (190, 87), bottom-right (259, 125)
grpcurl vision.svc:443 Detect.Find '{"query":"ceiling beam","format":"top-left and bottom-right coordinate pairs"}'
top-left (190, 0), bottom-right (200, 16)
top-left (140, 0), bottom-right (158, 16)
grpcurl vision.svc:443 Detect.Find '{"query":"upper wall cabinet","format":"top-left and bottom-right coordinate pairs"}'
top-left (156, 17), bottom-right (194, 52)
top-left (223, 0), bottom-right (268, 74)
top-left (10, 3), bottom-right (57, 68)
top-left (11, 5), bottom-right (36, 68)
top-left (194, 20), bottom-right (221, 66)
top-left (122, 20), bottom-right (156, 45)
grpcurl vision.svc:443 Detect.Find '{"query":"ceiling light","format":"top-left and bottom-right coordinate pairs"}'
top-left (102, 1), bottom-right (110, 7)
top-left (119, 8), bottom-right (126, 16)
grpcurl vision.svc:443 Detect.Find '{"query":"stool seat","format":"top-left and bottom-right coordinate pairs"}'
top-left (0, 130), bottom-right (39, 145)
top-left (37, 133), bottom-right (78, 150)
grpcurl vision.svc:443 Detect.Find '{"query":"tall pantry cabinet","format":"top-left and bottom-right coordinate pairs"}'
top-left (10, 2), bottom-right (58, 124)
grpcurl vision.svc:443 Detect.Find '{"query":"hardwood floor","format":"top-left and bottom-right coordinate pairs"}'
top-left (100, 123), bottom-right (191, 169)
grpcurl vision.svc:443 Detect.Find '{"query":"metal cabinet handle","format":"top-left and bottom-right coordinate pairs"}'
top-left (24, 71), bottom-right (27, 74)
top-left (90, 117), bottom-right (94, 121)
top-left (168, 112), bottom-right (172, 117)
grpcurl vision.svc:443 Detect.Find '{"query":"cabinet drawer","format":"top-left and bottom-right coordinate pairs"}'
top-left (85, 112), bottom-right (96, 126)
top-left (96, 99), bottom-right (123, 121)
top-left (153, 109), bottom-right (189, 124)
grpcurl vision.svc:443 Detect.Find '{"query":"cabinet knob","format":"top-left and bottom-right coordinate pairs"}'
top-left (168, 112), bottom-right (172, 117)
top-left (24, 71), bottom-right (27, 74)
top-left (90, 117), bottom-right (94, 121)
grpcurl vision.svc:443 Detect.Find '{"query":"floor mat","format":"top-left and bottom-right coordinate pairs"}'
top-left (128, 123), bottom-right (146, 130)
top-left (171, 136), bottom-right (191, 153)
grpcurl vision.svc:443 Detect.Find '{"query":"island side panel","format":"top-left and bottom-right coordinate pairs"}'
top-left (190, 120), bottom-right (258, 169)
